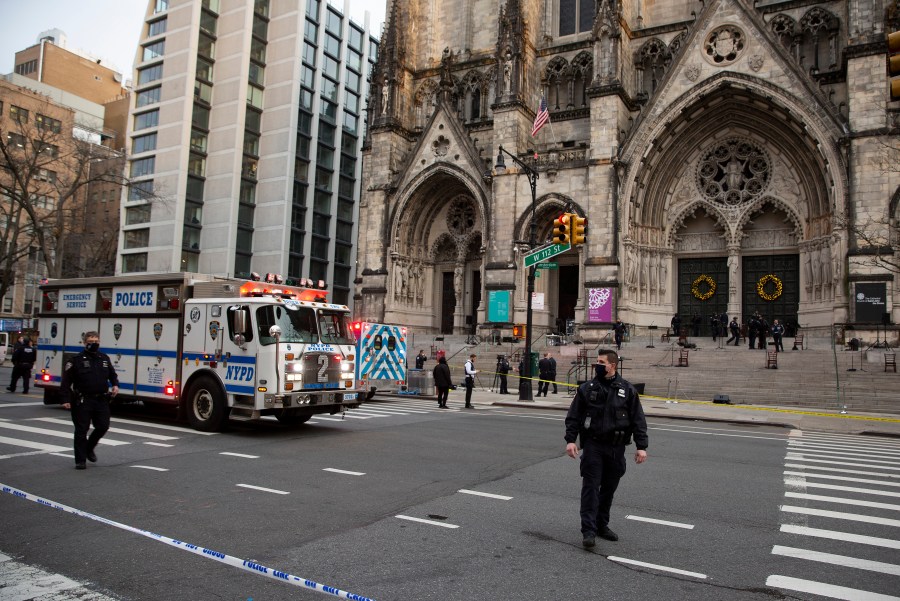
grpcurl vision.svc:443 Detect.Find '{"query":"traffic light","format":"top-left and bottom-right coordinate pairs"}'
top-left (552, 214), bottom-right (570, 245)
top-left (890, 30), bottom-right (900, 100)
top-left (571, 214), bottom-right (587, 245)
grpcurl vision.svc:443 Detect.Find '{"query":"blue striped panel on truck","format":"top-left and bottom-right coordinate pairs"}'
top-left (358, 324), bottom-right (406, 381)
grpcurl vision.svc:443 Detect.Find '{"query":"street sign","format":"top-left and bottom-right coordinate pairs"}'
top-left (524, 244), bottom-right (569, 268)
top-left (535, 262), bottom-right (558, 270)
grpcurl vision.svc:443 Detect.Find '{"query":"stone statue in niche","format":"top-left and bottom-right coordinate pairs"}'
top-left (454, 266), bottom-right (463, 299)
top-left (831, 236), bottom-right (842, 289)
top-left (503, 51), bottom-right (512, 93)
top-left (659, 255), bottom-right (668, 295)
top-left (803, 250), bottom-right (813, 292)
top-left (648, 252), bottom-right (658, 301)
top-left (625, 247), bottom-right (637, 290)
top-left (381, 80), bottom-right (389, 115)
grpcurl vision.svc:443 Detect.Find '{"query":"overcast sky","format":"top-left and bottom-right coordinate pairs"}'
top-left (1, 0), bottom-right (387, 79)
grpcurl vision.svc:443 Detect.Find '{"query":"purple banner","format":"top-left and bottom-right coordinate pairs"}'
top-left (587, 288), bottom-right (614, 322)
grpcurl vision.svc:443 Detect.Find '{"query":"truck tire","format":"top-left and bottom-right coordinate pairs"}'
top-left (43, 388), bottom-right (60, 405)
top-left (185, 376), bottom-right (229, 432)
top-left (275, 410), bottom-right (312, 425)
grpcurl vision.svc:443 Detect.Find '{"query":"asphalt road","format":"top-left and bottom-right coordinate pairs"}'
top-left (1, 393), bottom-right (898, 601)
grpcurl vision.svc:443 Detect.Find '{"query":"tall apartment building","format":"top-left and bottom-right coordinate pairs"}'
top-left (120, 0), bottom-right (378, 305)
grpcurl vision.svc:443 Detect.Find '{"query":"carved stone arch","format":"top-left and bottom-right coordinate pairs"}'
top-left (668, 32), bottom-right (687, 58)
top-left (800, 7), bottom-right (839, 34)
top-left (799, 7), bottom-right (840, 72)
top-left (544, 56), bottom-right (570, 110)
top-left (413, 79), bottom-right (439, 129)
top-left (890, 185), bottom-right (900, 219)
top-left (570, 51), bottom-right (593, 108)
top-left (431, 233), bottom-right (457, 261)
top-left (461, 70), bottom-right (486, 121)
top-left (666, 201), bottom-right (730, 248)
top-left (635, 38), bottom-right (671, 98)
top-left (735, 196), bottom-right (805, 242)
top-left (513, 193), bottom-right (578, 243)
top-left (770, 14), bottom-right (797, 50)
top-left (464, 232), bottom-right (483, 261)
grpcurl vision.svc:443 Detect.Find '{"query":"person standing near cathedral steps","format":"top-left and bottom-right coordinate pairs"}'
top-left (771, 319), bottom-right (785, 352)
top-left (726, 317), bottom-right (740, 346)
top-left (463, 354), bottom-right (477, 408)
top-left (433, 355), bottom-right (452, 408)
top-left (565, 349), bottom-right (648, 549)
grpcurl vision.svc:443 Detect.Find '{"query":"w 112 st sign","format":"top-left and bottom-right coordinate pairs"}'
top-left (524, 243), bottom-right (569, 268)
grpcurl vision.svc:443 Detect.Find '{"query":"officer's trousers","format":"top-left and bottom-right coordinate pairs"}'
top-left (70, 397), bottom-right (110, 464)
top-left (498, 374), bottom-right (508, 394)
top-left (579, 440), bottom-right (627, 536)
top-left (464, 377), bottom-right (474, 407)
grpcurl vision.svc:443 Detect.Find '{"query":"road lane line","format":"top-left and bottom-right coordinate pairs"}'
top-left (785, 455), bottom-right (900, 471)
top-left (785, 462), bottom-right (900, 479)
top-left (395, 515), bottom-right (460, 528)
top-left (607, 556), bottom-right (706, 579)
top-left (780, 505), bottom-right (900, 528)
top-left (786, 450), bottom-right (900, 465)
top-left (32, 417), bottom-right (179, 441)
top-left (144, 442), bottom-right (174, 447)
top-left (0, 402), bottom-right (45, 408)
top-left (625, 515), bottom-right (695, 529)
top-left (220, 452), bottom-right (259, 459)
top-left (785, 491), bottom-right (900, 511)
top-left (789, 441), bottom-right (900, 456)
top-left (0, 435), bottom-right (68, 453)
top-left (795, 431), bottom-right (900, 445)
top-left (50, 452), bottom-right (74, 459)
top-left (0, 449), bottom-right (65, 459)
top-left (131, 465), bottom-right (169, 472)
top-left (459, 489), bottom-right (513, 500)
top-left (110, 417), bottom-right (219, 435)
top-left (781, 524), bottom-right (900, 549)
top-left (323, 468), bottom-right (365, 476)
top-left (491, 411), bottom-right (563, 421)
top-left (351, 408), bottom-right (411, 415)
top-left (796, 481), bottom-right (900, 498)
top-left (784, 470), bottom-right (900, 488)
top-left (237, 484), bottom-right (290, 495)
top-left (0, 422), bottom-right (129, 445)
top-left (766, 575), bottom-right (900, 600)
top-left (649, 422), bottom-right (791, 436)
top-left (772, 545), bottom-right (900, 576)
top-left (649, 426), bottom-right (785, 441)
top-left (308, 416), bottom-right (345, 421)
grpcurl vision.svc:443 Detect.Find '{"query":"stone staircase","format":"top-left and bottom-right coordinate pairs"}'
top-left (423, 333), bottom-right (900, 414)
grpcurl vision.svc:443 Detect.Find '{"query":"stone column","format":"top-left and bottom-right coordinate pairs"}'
top-left (727, 245), bottom-right (741, 319)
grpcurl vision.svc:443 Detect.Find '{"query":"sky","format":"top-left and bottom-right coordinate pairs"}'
top-left (0, 0), bottom-right (387, 80)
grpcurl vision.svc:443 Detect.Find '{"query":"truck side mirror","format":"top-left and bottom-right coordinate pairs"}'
top-left (232, 309), bottom-right (248, 342)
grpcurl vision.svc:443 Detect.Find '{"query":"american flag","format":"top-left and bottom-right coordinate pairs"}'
top-left (531, 95), bottom-right (549, 137)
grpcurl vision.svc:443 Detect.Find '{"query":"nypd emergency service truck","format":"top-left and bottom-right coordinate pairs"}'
top-left (36, 273), bottom-right (363, 431)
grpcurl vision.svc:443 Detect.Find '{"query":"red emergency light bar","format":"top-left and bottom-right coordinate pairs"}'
top-left (239, 281), bottom-right (329, 302)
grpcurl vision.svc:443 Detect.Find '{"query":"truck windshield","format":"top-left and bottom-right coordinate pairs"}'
top-left (256, 304), bottom-right (317, 345)
top-left (317, 310), bottom-right (355, 345)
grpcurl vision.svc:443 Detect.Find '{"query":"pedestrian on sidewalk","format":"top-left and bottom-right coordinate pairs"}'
top-left (758, 316), bottom-right (769, 350)
top-left (613, 319), bottom-right (626, 351)
top-left (748, 314), bottom-right (759, 349)
top-left (726, 317), bottom-right (740, 346)
top-left (497, 354), bottom-right (510, 394)
top-left (671, 314), bottom-right (682, 339)
top-left (463, 354), bottom-right (477, 408)
top-left (550, 354), bottom-right (558, 394)
top-left (771, 319), bottom-right (785, 352)
top-left (414, 349), bottom-right (427, 369)
top-left (60, 331), bottom-right (119, 470)
top-left (565, 349), bottom-right (648, 549)
top-left (537, 353), bottom-right (552, 397)
top-left (710, 314), bottom-right (719, 341)
top-left (433, 356), bottom-right (452, 408)
top-left (7, 338), bottom-right (35, 393)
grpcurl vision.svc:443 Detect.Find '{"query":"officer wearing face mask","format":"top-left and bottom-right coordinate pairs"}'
top-left (565, 349), bottom-right (648, 550)
top-left (60, 331), bottom-right (119, 470)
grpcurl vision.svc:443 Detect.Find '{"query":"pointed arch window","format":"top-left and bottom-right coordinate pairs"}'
top-left (635, 39), bottom-right (671, 99)
top-left (558, 0), bottom-right (595, 37)
top-left (798, 8), bottom-right (839, 73)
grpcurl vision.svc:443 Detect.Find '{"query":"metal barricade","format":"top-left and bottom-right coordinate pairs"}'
top-left (406, 368), bottom-right (435, 396)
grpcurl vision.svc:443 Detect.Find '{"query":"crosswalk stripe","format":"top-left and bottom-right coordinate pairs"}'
top-left (309, 416), bottom-right (345, 422)
top-left (786, 456), bottom-right (900, 472)
top-left (352, 408), bottom-right (412, 415)
top-left (772, 545), bottom-right (900, 576)
top-left (780, 505), bottom-right (900, 528)
top-left (785, 491), bottom-right (900, 511)
top-left (785, 479), bottom-right (900, 498)
top-left (785, 462), bottom-right (900, 479)
top-left (341, 413), bottom-right (384, 420)
top-left (786, 451), bottom-right (900, 466)
top-left (361, 405), bottom-right (431, 414)
top-left (0, 422), bottom-right (129, 446)
top-left (789, 441), bottom-right (900, 456)
top-left (781, 524), bottom-right (900, 549)
top-left (766, 574), bottom-right (900, 600)
top-left (0, 435), bottom-right (68, 453)
top-left (347, 410), bottom-right (399, 417)
top-left (795, 432), bottom-right (900, 447)
top-left (31, 417), bottom-right (179, 441)
top-left (110, 416), bottom-right (218, 435)
top-left (784, 470), bottom-right (900, 488)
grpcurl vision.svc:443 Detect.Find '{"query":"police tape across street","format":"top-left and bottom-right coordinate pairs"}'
top-left (0, 483), bottom-right (376, 601)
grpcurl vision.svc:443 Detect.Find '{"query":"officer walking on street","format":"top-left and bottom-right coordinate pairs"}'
top-left (7, 338), bottom-right (35, 393)
top-left (60, 331), bottom-right (119, 470)
top-left (565, 349), bottom-right (648, 549)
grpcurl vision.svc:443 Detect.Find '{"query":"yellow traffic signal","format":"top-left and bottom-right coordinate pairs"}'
top-left (571, 214), bottom-right (587, 245)
top-left (890, 31), bottom-right (900, 100)
top-left (552, 214), bottom-right (570, 245)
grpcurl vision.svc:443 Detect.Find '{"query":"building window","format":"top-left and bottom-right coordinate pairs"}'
top-left (247, 85), bottom-right (264, 108)
top-left (324, 33), bottom-right (341, 58)
top-left (188, 153), bottom-right (206, 177)
top-left (326, 8), bottom-right (342, 36)
top-left (183, 226), bottom-right (201, 250)
top-left (143, 41), bottom-right (165, 62)
top-left (6, 132), bottom-right (26, 149)
top-left (181, 251), bottom-right (199, 272)
top-left (254, 0), bottom-right (269, 17)
top-left (301, 65), bottom-right (316, 88)
top-left (138, 64), bottom-right (163, 85)
top-left (196, 58), bottom-right (214, 82)
top-left (192, 105), bottom-right (210, 130)
top-left (314, 189), bottom-right (331, 212)
top-left (344, 92), bottom-right (359, 114)
top-left (124, 228), bottom-right (150, 249)
top-left (184, 201), bottom-right (203, 225)
top-left (242, 157), bottom-right (258, 179)
top-left (130, 157), bottom-right (155, 178)
top-left (347, 48), bottom-right (362, 72)
top-left (190, 129), bottom-right (208, 153)
top-left (154, 0), bottom-right (169, 13)
top-left (248, 62), bottom-right (265, 86)
top-left (303, 41), bottom-right (317, 66)
top-left (136, 86), bottom-right (161, 107)
top-left (342, 113), bottom-right (358, 134)
top-left (148, 17), bottom-right (167, 37)
top-left (36, 169), bottom-right (57, 184)
top-left (311, 236), bottom-right (330, 260)
top-left (202, 0), bottom-right (220, 12)
top-left (240, 181), bottom-right (256, 204)
top-left (198, 33), bottom-right (216, 60)
top-left (558, 0), bottom-right (594, 37)
top-left (349, 26), bottom-right (363, 52)
top-left (35, 114), bottom-right (62, 133)
top-left (323, 55), bottom-right (339, 80)
top-left (9, 105), bottom-right (29, 123)
top-left (195, 80), bottom-right (213, 104)
top-left (128, 180), bottom-right (154, 201)
top-left (132, 133), bottom-right (157, 154)
top-left (200, 10), bottom-right (217, 35)
top-left (186, 176), bottom-right (205, 201)
top-left (237, 203), bottom-right (254, 227)
top-left (345, 70), bottom-right (360, 93)
top-left (252, 14), bottom-right (268, 39)
top-left (125, 205), bottom-right (152, 225)
top-left (306, 0), bottom-right (319, 20)
top-left (310, 259), bottom-right (328, 282)
top-left (305, 19), bottom-right (318, 42)
top-left (236, 229), bottom-right (253, 252)
top-left (14, 60), bottom-right (37, 75)
top-left (123, 252), bottom-right (148, 272)
top-left (250, 38), bottom-right (266, 63)
top-left (34, 141), bottom-right (59, 158)
top-left (134, 110), bottom-right (159, 131)
top-left (243, 132), bottom-right (260, 156)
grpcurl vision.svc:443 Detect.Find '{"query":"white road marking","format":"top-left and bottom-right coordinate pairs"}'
top-left (784, 469), bottom-right (900, 488)
top-left (772, 545), bottom-right (900, 576)
top-left (795, 480), bottom-right (900, 498)
top-left (32, 417), bottom-right (179, 441)
top-left (0, 401), bottom-right (44, 408)
top-left (780, 505), bottom-right (900, 528)
top-left (785, 462), bottom-right (900, 479)
top-left (786, 449), bottom-right (900, 465)
top-left (50, 452), bottom-right (74, 459)
top-left (649, 421), bottom-right (791, 436)
top-left (766, 575), bottom-right (900, 600)
top-left (781, 524), bottom-right (900, 549)
top-left (649, 426), bottom-right (785, 441)
top-left (110, 416), bottom-right (219, 435)
top-left (309, 415), bottom-right (345, 422)
top-left (789, 441), bottom-right (900, 456)
top-left (491, 411), bottom-right (563, 421)
top-left (785, 455), bottom-right (900, 472)
top-left (363, 405), bottom-right (431, 414)
top-left (341, 413), bottom-right (384, 420)
top-left (0, 449), bottom-right (63, 460)
top-left (785, 491), bottom-right (900, 511)
top-left (0, 435), bottom-right (68, 453)
top-left (351, 408), bottom-right (411, 415)
top-left (0, 553), bottom-right (120, 601)
top-left (144, 442), bottom-right (174, 447)
top-left (131, 465), bottom-right (169, 472)
top-left (607, 556), bottom-right (707, 579)
top-left (237, 483), bottom-right (290, 495)
top-left (395, 514), bottom-right (459, 529)
top-left (220, 452), bottom-right (259, 459)
top-left (323, 468), bottom-right (365, 476)
top-left (458, 489), bottom-right (513, 500)
top-left (795, 431), bottom-right (900, 447)
top-left (0, 422), bottom-right (129, 445)
top-left (625, 515), bottom-right (695, 529)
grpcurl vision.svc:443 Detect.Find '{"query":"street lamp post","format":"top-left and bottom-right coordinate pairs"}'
top-left (495, 145), bottom-right (538, 401)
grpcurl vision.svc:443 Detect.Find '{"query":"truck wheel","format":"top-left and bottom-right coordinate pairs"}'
top-left (275, 410), bottom-right (312, 425)
top-left (43, 388), bottom-right (60, 405)
top-left (185, 376), bottom-right (229, 432)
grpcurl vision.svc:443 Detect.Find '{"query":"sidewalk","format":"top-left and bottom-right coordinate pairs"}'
top-left (395, 384), bottom-right (900, 438)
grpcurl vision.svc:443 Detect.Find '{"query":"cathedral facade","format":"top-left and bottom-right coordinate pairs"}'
top-left (356, 0), bottom-right (899, 341)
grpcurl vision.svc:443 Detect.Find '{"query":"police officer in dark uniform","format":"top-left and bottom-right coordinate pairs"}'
top-left (565, 349), bottom-right (648, 549)
top-left (497, 355), bottom-right (510, 394)
top-left (8, 338), bottom-right (35, 393)
top-left (60, 331), bottom-right (119, 470)
top-left (414, 350), bottom-right (427, 369)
